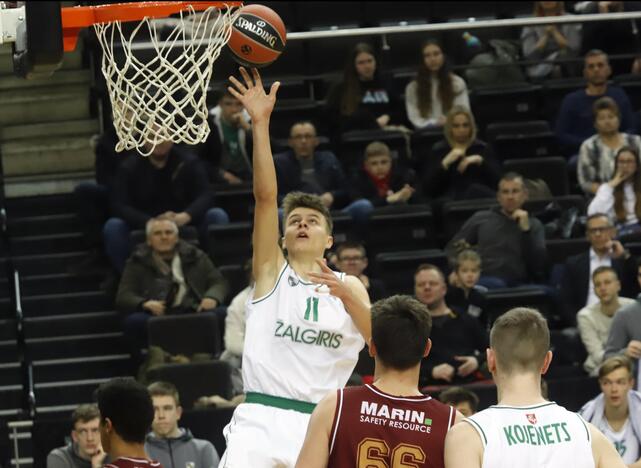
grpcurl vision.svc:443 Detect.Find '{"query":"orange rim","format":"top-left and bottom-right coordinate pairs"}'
top-left (61, 1), bottom-right (243, 51)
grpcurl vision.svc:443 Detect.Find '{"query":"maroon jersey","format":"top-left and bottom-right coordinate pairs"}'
top-left (105, 457), bottom-right (162, 468)
top-left (327, 384), bottom-right (455, 468)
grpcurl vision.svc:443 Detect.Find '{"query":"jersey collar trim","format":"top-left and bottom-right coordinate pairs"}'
top-left (365, 384), bottom-right (432, 402)
top-left (489, 401), bottom-right (557, 410)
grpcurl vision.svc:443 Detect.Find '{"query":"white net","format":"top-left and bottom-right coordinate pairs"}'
top-left (94, 4), bottom-right (241, 156)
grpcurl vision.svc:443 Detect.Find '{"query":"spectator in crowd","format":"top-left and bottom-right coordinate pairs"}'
top-left (47, 404), bottom-right (107, 468)
top-left (145, 381), bottom-right (220, 467)
top-left (349, 141), bottom-right (420, 207)
top-left (198, 89), bottom-right (252, 185)
top-left (424, 106), bottom-right (501, 201)
top-left (561, 213), bottom-right (635, 326)
top-left (578, 97), bottom-right (641, 195)
top-left (220, 260), bottom-right (252, 396)
top-left (445, 172), bottom-right (547, 288)
top-left (405, 39), bottom-right (470, 129)
top-left (95, 378), bottom-right (155, 466)
top-left (577, 267), bottom-right (635, 376)
top-left (589, 147), bottom-right (641, 237)
top-left (325, 42), bottom-right (405, 135)
top-left (105, 140), bottom-right (229, 272)
top-left (414, 264), bottom-right (487, 386)
top-left (521, 1), bottom-right (581, 80)
top-left (439, 386), bottom-right (480, 417)
top-left (334, 241), bottom-right (388, 302)
top-left (556, 50), bottom-right (636, 157)
top-left (274, 121), bottom-right (374, 226)
top-left (579, 356), bottom-right (641, 465)
top-left (116, 217), bottom-right (229, 358)
top-left (446, 249), bottom-right (487, 323)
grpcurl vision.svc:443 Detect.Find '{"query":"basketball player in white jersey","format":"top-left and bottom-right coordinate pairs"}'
top-left (444, 307), bottom-right (626, 468)
top-left (218, 68), bottom-right (371, 468)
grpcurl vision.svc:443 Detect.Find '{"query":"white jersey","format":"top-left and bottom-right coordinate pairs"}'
top-left (599, 419), bottom-right (640, 464)
top-left (466, 401), bottom-right (595, 468)
top-left (241, 262), bottom-right (365, 403)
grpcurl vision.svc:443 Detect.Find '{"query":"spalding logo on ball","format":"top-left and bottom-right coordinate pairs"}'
top-left (227, 4), bottom-right (287, 68)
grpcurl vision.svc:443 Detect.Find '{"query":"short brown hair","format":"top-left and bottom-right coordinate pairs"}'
top-left (592, 265), bottom-right (618, 282)
top-left (490, 307), bottom-right (550, 374)
top-left (598, 355), bottom-right (633, 380)
top-left (364, 141), bottom-right (391, 160)
top-left (415, 263), bottom-right (445, 283)
top-left (439, 387), bottom-right (480, 413)
top-left (593, 96), bottom-right (620, 119)
top-left (72, 404), bottom-right (100, 427)
top-left (282, 191), bottom-right (333, 233)
top-left (336, 241), bottom-right (366, 260)
top-left (148, 381), bottom-right (180, 406)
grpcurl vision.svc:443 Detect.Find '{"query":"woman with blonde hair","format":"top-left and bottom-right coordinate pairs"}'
top-left (423, 106), bottom-right (500, 200)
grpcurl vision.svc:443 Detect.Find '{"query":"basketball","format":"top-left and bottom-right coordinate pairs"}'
top-left (227, 4), bottom-right (287, 68)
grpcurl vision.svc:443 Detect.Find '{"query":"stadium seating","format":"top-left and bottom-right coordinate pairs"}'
top-left (374, 249), bottom-right (449, 295)
top-left (365, 207), bottom-right (437, 255)
top-left (486, 120), bottom-right (558, 161)
top-left (503, 157), bottom-right (569, 196)
top-left (148, 314), bottom-right (222, 357)
top-left (208, 222), bottom-right (253, 267)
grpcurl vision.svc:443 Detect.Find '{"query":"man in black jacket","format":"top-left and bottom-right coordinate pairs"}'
top-left (561, 213), bottom-right (636, 326)
top-left (274, 121), bottom-right (374, 226)
top-left (104, 142), bottom-right (229, 272)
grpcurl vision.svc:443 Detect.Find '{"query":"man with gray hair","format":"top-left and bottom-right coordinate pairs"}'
top-left (116, 216), bottom-right (229, 360)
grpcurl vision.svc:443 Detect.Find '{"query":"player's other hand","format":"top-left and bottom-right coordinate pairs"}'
top-left (228, 67), bottom-right (280, 123)
top-left (308, 258), bottom-right (350, 301)
top-left (455, 355), bottom-right (479, 377)
top-left (432, 363), bottom-right (456, 382)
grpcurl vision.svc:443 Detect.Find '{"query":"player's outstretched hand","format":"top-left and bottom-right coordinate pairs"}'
top-left (308, 258), bottom-right (351, 302)
top-left (228, 67), bottom-right (280, 123)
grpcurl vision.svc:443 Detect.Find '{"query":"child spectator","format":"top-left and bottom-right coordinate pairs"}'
top-left (325, 42), bottom-right (405, 136)
top-left (588, 147), bottom-right (641, 237)
top-left (405, 39), bottom-right (470, 129)
top-left (578, 97), bottom-right (641, 195)
top-left (424, 106), bottom-right (501, 201)
top-left (521, 1), bottom-right (581, 80)
top-left (349, 141), bottom-right (419, 207)
top-left (446, 249), bottom-right (487, 323)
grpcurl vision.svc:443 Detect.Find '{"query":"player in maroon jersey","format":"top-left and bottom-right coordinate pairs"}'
top-left (96, 378), bottom-right (163, 468)
top-left (296, 295), bottom-right (464, 468)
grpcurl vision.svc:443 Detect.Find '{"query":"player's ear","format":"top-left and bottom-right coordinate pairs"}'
top-left (540, 350), bottom-right (553, 375)
top-left (486, 348), bottom-right (496, 374)
top-left (368, 338), bottom-right (376, 358)
top-left (423, 338), bottom-right (432, 358)
top-left (176, 405), bottom-right (183, 421)
top-left (325, 235), bottom-right (333, 250)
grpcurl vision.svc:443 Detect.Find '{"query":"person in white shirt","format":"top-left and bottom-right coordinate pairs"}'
top-left (444, 307), bottom-right (626, 468)
top-left (579, 356), bottom-right (641, 466)
top-left (577, 266), bottom-right (635, 376)
top-left (405, 39), bottom-right (470, 129)
top-left (589, 146), bottom-right (641, 237)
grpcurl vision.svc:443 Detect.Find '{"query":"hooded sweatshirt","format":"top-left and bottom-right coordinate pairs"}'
top-left (145, 428), bottom-right (219, 468)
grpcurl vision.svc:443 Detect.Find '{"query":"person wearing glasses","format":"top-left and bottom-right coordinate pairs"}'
top-left (561, 213), bottom-right (636, 327)
top-left (334, 241), bottom-right (388, 302)
top-left (47, 404), bottom-right (108, 468)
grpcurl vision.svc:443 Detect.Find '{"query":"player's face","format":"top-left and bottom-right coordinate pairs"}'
top-left (594, 109), bottom-right (619, 135)
top-left (363, 154), bottom-right (392, 179)
top-left (219, 95), bottom-right (243, 122)
top-left (71, 418), bottom-right (102, 459)
top-left (456, 261), bottom-right (480, 290)
top-left (414, 269), bottom-right (446, 308)
top-left (450, 113), bottom-right (472, 145)
top-left (147, 220), bottom-right (178, 255)
top-left (454, 401), bottom-right (475, 417)
top-left (151, 395), bottom-right (181, 438)
top-left (594, 271), bottom-right (620, 304)
top-left (337, 247), bottom-right (367, 276)
top-left (497, 179), bottom-right (527, 215)
top-left (600, 367), bottom-right (634, 409)
top-left (284, 207), bottom-right (332, 256)
top-left (584, 54), bottom-right (611, 86)
top-left (422, 43), bottom-right (444, 72)
top-left (289, 123), bottom-right (319, 159)
top-left (586, 216), bottom-right (615, 252)
top-left (355, 52), bottom-right (376, 81)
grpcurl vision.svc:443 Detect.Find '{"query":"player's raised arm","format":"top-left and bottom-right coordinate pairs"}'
top-left (228, 67), bottom-right (283, 292)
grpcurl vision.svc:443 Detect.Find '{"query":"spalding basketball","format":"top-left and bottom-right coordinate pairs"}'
top-left (227, 4), bottom-right (286, 68)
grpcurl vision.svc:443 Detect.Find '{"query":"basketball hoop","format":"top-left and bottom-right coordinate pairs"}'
top-left (61, 2), bottom-right (243, 156)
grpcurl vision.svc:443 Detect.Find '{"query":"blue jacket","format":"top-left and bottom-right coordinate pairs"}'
top-left (273, 150), bottom-right (350, 207)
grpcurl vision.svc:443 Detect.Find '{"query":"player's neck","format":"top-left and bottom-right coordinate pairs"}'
top-left (290, 256), bottom-right (324, 281)
top-left (373, 364), bottom-right (423, 397)
top-left (496, 373), bottom-right (547, 407)
top-left (605, 401), bottom-right (629, 425)
top-left (109, 439), bottom-right (148, 460)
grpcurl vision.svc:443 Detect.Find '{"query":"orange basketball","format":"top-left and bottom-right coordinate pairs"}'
top-left (227, 4), bottom-right (287, 68)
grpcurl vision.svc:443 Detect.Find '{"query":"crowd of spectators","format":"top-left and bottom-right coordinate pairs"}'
top-left (64, 4), bottom-right (641, 456)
